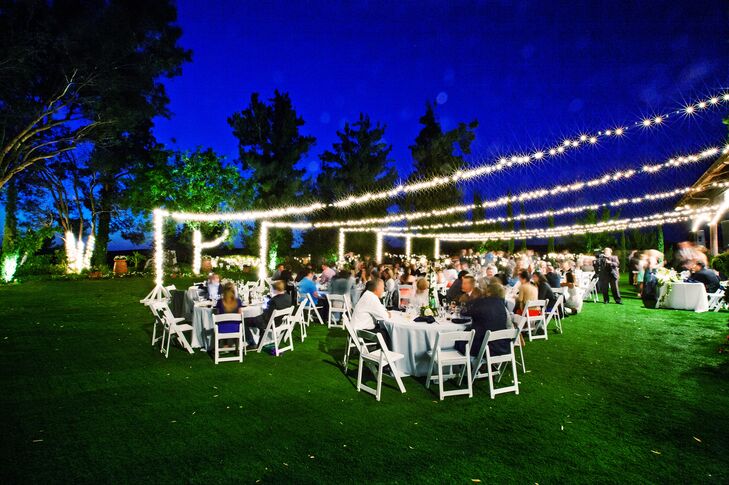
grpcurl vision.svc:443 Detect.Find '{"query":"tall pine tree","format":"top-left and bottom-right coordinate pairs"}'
top-left (228, 91), bottom-right (316, 253)
top-left (306, 114), bottom-right (397, 259)
top-left (407, 102), bottom-right (477, 254)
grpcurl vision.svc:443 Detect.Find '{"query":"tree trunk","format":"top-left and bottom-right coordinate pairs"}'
top-left (92, 178), bottom-right (113, 268)
top-left (2, 177), bottom-right (18, 253)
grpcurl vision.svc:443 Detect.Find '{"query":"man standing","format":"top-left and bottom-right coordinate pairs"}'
top-left (599, 248), bottom-right (622, 304)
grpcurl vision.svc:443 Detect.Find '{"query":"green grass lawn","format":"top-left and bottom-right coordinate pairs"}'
top-left (1, 277), bottom-right (728, 483)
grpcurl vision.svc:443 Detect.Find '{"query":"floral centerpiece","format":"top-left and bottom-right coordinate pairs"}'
top-left (655, 267), bottom-right (681, 307)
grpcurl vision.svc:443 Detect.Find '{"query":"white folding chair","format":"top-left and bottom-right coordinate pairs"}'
top-left (544, 294), bottom-right (564, 334)
top-left (583, 277), bottom-right (598, 303)
top-left (341, 313), bottom-right (378, 369)
top-left (397, 284), bottom-right (414, 308)
top-left (467, 327), bottom-right (521, 399)
top-left (425, 330), bottom-right (475, 400)
top-left (523, 299), bottom-right (548, 341)
top-left (151, 300), bottom-right (194, 357)
top-left (256, 307), bottom-right (295, 356)
top-left (213, 313), bottom-right (246, 364)
top-left (707, 288), bottom-right (726, 312)
top-left (301, 293), bottom-right (325, 325)
top-left (511, 314), bottom-right (527, 372)
top-left (326, 294), bottom-right (347, 329)
top-left (288, 302), bottom-right (309, 342)
top-left (148, 303), bottom-right (167, 347)
top-left (356, 329), bottom-right (407, 401)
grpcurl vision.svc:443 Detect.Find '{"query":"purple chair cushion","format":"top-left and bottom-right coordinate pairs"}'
top-left (217, 321), bottom-right (240, 334)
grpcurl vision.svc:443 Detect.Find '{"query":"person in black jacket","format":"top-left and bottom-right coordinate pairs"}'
top-left (597, 247), bottom-right (622, 304)
top-left (691, 261), bottom-right (721, 293)
top-left (545, 265), bottom-right (561, 288)
top-left (458, 280), bottom-right (510, 357)
top-left (532, 272), bottom-right (557, 311)
top-left (248, 280), bottom-right (293, 340)
top-left (446, 270), bottom-right (469, 303)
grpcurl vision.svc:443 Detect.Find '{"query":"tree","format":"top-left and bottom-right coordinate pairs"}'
top-left (307, 114), bottom-right (397, 258)
top-left (505, 193), bottom-right (515, 253)
top-left (228, 91), bottom-right (316, 252)
top-left (125, 148), bottom-right (254, 259)
top-left (657, 225), bottom-right (665, 253)
top-left (547, 215), bottom-right (556, 253)
top-left (519, 202), bottom-right (527, 251)
top-left (0, 0), bottom-right (191, 191)
top-left (407, 102), bottom-right (477, 254)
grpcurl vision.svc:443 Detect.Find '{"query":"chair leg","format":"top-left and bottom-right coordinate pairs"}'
top-left (425, 354), bottom-right (436, 389)
top-left (518, 344), bottom-right (526, 372)
top-left (343, 337), bottom-right (351, 369)
top-left (465, 359), bottom-right (473, 398)
top-left (376, 362), bottom-right (383, 401)
top-left (437, 361), bottom-right (444, 401)
top-left (487, 360), bottom-right (495, 399)
top-left (151, 321), bottom-right (158, 346)
top-left (356, 358), bottom-right (364, 393)
top-left (512, 355), bottom-right (520, 395)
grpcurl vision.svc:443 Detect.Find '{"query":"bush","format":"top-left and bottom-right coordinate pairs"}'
top-left (711, 253), bottom-right (729, 277)
top-left (15, 253), bottom-right (66, 277)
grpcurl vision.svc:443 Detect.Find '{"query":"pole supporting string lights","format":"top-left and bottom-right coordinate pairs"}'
top-left (192, 228), bottom-right (230, 275)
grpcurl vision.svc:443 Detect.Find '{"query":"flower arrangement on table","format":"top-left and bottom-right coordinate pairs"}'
top-left (655, 267), bottom-right (682, 307)
top-left (419, 305), bottom-right (436, 317)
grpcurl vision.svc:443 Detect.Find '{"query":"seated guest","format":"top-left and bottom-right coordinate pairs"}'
top-left (412, 277), bottom-right (430, 308)
top-left (691, 261), bottom-right (721, 293)
top-left (458, 275), bottom-right (482, 307)
top-left (329, 269), bottom-right (356, 310)
top-left (350, 278), bottom-right (392, 345)
top-left (318, 262), bottom-right (336, 285)
top-left (484, 264), bottom-right (497, 281)
top-left (533, 272), bottom-right (558, 311)
top-left (214, 282), bottom-right (243, 317)
top-left (443, 265), bottom-right (458, 283)
top-left (381, 268), bottom-right (396, 293)
top-left (446, 270), bottom-right (469, 303)
top-left (561, 271), bottom-right (584, 314)
top-left (272, 263), bottom-right (285, 280)
top-left (248, 280), bottom-right (293, 337)
top-left (545, 265), bottom-right (562, 288)
top-left (457, 280), bottom-right (510, 357)
top-left (399, 267), bottom-right (416, 285)
top-left (298, 269), bottom-right (329, 316)
top-left (203, 273), bottom-right (221, 300)
top-left (515, 270), bottom-right (538, 315)
top-left (273, 264), bottom-right (293, 282)
top-left (295, 266), bottom-right (312, 283)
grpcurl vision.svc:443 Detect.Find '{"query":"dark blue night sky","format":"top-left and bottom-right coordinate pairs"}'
top-left (143, 0), bottom-right (729, 248)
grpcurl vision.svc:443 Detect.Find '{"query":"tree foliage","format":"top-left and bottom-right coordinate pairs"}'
top-left (0, 0), bottom-right (190, 191)
top-left (228, 90), bottom-right (316, 252)
top-left (306, 114), bottom-right (397, 257)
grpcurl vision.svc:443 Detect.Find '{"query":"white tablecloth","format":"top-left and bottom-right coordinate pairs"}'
top-left (657, 282), bottom-right (708, 313)
top-left (380, 313), bottom-right (468, 377)
top-left (191, 303), bottom-right (263, 350)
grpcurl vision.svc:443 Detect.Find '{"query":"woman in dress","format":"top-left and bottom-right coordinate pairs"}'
top-left (561, 271), bottom-right (584, 314)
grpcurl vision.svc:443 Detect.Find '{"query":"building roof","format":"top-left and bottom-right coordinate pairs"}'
top-left (677, 151), bottom-right (729, 207)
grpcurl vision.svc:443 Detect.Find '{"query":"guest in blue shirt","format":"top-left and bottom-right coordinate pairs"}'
top-left (298, 269), bottom-right (328, 317)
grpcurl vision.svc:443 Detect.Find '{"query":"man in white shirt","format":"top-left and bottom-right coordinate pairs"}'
top-left (351, 278), bottom-right (390, 331)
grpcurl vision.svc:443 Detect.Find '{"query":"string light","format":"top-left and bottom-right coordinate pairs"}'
top-left (64, 231), bottom-right (95, 274)
top-left (343, 205), bottom-right (718, 242)
top-left (146, 92), bottom-right (729, 221)
top-left (305, 145), bottom-right (727, 229)
top-left (405, 235), bottom-right (413, 257)
top-left (153, 209), bottom-right (168, 286)
top-left (192, 228), bottom-right (230, 275)
top-left (338, 228), bottom-right (346, 263)
top-left (375, 232), bottom-right (384, 263)
top-left (357, 186), bottom-right (697, 233)
top-left (259, 223), bottom-right (269, 281)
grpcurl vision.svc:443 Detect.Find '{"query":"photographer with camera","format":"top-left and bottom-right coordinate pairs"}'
top-left (595, 247), bottom-right (622, 305)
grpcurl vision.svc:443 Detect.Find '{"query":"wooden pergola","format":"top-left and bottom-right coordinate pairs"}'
top-left (677, 151), bottom-right (729, 255)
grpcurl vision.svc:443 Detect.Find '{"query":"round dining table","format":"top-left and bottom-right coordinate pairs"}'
top-left (380, 312), bottom-right (470, 377)
top-left (191, 302), bottom-right (264, 351)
